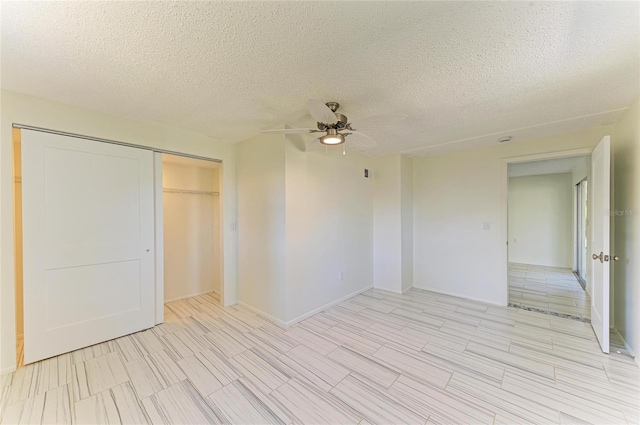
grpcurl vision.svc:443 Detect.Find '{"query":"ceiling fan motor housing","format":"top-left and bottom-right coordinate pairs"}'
top-left (318, 112), bottom-right (349, 131)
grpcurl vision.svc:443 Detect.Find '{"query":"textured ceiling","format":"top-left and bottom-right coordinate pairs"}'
top-left (1, 1), bottom-right (638, 156)
top-left (508, 156), bottom-right (587, 178)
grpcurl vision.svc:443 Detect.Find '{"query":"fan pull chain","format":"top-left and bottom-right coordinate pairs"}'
top-left (343, 144), bottom-right (346, 155)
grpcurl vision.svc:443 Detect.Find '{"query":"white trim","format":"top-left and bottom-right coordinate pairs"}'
top-left (501, 147), bottom-right (595, 307)
top-left (412, 285), bottom-right (502, 307)
top-left (372, 285), bottom-right (413, 295)
top-left (612, 327), bottom-right (639, 368)
top-left (153, 153), bottom-right (164, 325)
top-left (238, 285), bottom-right (374, 330)
top-left (164, 290), bottom-right (215, 304)
top-left (285, 285), bottom-right (374, 327)
top-left (1, 366), bottom-right (16, 375)
top-left (237, 302), bottom-right (289, 329)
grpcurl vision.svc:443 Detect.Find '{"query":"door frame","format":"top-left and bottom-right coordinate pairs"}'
top-left (501, 147), bottom-right (593, 306)
top-left (575, 178), bottom-right (589, 289)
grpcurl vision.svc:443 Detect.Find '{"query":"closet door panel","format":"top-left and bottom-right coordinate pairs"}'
top-left (21, 129), bottom-right (155, 364)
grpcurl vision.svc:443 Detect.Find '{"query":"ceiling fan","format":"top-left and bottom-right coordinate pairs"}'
top-left (261, 99), bottom-right (407, 150)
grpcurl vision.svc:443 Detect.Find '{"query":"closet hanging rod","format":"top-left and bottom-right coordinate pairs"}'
top-left (12, 123), bottom-right (222, 164)
top-left (163, 188), bottom-right (219, 196)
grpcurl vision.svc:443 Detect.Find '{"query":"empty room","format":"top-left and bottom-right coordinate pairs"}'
top-left (0, 2), bottom-right (639, 425)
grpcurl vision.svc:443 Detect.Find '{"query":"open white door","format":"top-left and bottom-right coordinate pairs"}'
top-left (22, 130), bottom-right (155, 364)
top-left (590, 135), bottom-right (611, 353)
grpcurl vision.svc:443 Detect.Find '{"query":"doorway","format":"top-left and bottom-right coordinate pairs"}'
top-left (506, 155), bottom-right (591, 321)
top-left (576, 178), bottom-right (588, 287)
top-left (161, 154), bottom-right (222, 305)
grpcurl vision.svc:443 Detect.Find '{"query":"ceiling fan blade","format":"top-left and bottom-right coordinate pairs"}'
top-left (345, 131), bottom-right (377, 148)
top-left (260, 128), bottom-right (315, 134)
top-left (308, 99), bottom-right (338, 125)
top-left (349, 114), bottom-right (407, 130)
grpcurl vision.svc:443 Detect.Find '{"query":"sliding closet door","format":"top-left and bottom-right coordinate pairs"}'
top-left (21, 130), bottom-right (155, 364)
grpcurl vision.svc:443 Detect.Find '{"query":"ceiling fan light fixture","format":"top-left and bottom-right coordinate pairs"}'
top-left (320, 129), bottom-right (345, 145)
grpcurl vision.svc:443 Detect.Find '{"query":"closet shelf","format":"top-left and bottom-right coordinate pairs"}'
top-left (163, 188), bottom-right (219, 196)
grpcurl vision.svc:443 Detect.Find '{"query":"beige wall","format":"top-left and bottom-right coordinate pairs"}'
top-left (0, 90), bottom-right (237, 374)
top-left (12, 130), bottom-right (23, 340)
top-left (162, 160), bottom-right (220, 301)
top-left (508, 173), bottom-right (574, 268)
top-left (413, 125), bottom-right (612, 305)
top-left (612, 95), bottom-right (640, 357)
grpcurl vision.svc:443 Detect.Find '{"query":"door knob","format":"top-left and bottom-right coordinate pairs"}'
top-left (592, 252), bottom-right (603, 263)
top-left (611, 255), bottom-right (620, 262)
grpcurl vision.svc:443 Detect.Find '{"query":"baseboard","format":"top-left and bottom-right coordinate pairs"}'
top-left (372, 285), bottom-right (412, 295)
top-left (285, 285), bottom-right (373, 327)
top-left (612, 327), bottom-right (639, 367)
top-left (411, 285), bottom-right (502, 307)
top-left (164, 290), bottom-right (215, 304)
top-left (238, 285), bottom-right (374, 330)
top-left (1, 364), bottom-right (17, 375)
top-left (237, 302), bottom-right (289, 329)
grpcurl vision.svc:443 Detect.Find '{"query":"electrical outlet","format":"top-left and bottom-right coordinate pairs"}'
top-left (483, 222), bottom-right (490, 231)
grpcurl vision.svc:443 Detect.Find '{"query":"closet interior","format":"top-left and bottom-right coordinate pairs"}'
top-left (162, 154), bottom-right (221, 303)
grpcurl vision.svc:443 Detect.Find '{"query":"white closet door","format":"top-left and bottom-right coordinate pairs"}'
top-left (22, 130), bottom-right (155, 364)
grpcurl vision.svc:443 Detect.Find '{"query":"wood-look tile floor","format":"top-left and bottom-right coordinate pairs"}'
top-left (508, 263), bottom-right (591, 320)
top-left (2, 288), bottom-right (638, 425)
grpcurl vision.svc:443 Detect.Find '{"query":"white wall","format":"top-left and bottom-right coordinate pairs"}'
top-left (284, 136), bottom-right (373, 323)
top-left (163, 161), bottom-right (220, 301)
top-left (236, 133), bottom-right (287, 322)
top-left (400, 155), bottom-right (414, 293)
top-left (612, 95), bottom-right (640, 358)
top-left (0, 90), bottom-right (237, 374)
top-left (237, 133), bottom-right (373, 325)
top-left (373, 155), bottom-right (402, 292)
top-left (413, 126), bottom-right (612, 306)
top-left (372, 154), bottom-right (413, 294)
top-left (508, 173), bottom-right (573, 268)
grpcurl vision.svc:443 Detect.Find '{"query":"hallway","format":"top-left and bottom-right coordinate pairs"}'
top-left (508, 263), bottom-right (590, 321)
